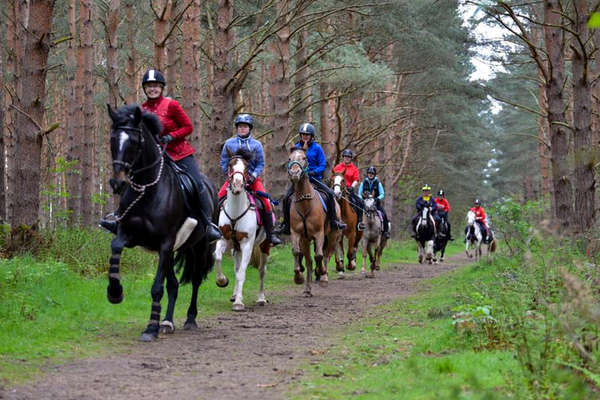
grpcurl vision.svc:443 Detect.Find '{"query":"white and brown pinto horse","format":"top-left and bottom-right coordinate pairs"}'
top-left (465, 210), bottom-right (496, 262)
top-left (287, 148), bottom-right (341, 296)
top-left (331, 172), bottom-right (362, 276)
top-left (214, 150), bottom-right (269, 311)
top-left (415, 206), bottom-right (436, 264)
top-left (360, 193), bottom-right (387, 278)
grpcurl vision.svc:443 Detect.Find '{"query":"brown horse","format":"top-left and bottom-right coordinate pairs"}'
top-left (287, 148), bottom-right (341, 296)
top-left (331, 172), bottom-right (362, 274)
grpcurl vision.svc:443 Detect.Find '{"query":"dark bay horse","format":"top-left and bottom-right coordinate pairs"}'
top-left (331, 172), bottom-right (362, 274)
top-left (433, 214), bottom-right (450, 263)
top-left (106, 104), bottom-right (216, 341)
top-left (287, 148), bottom-right (340, 296)
top-left (415, 206), bottom-right (436, 264)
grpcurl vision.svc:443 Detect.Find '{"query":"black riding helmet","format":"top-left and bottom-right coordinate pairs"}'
top-left (367, 166), bottom-right (377, 175)
top-left (142, 69), bottom-right (166, 87)
top-left (299, 122), bottom-right (315, 136)
top-left (342, 149), bottom-right (354, 159)
top-left (474, 199), bottom-right (481, 206)
top-left (438, 189), bottom-right (444, 196)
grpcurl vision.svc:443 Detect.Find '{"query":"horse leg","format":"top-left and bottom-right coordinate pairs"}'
top-left (302, 239), bottom-right (313, 296)
top-left (257, 251), bottom-right (268, 306)
top-left (160, 249), bottom-right (178, 334)
top-left (214, 239), bottom-right (229, 287)
top-left (231, 249), bottom-right (242, 303)
top-left (292, 233), bottom-right (304, 285)
top-left (346, 231), bottom-right (356, 271)
top-left (140, 264), bottom-right (166, 342)
top-left (107, 236), bottom-right (126, 304)
top-left (184, 280), bottom-right (200, 330)
top-left (418, 241), bottom-right (424, 263)
top-left (335, 234), bottom-right (344, 274)
top-left (232, 241), bottom-right (253, 311)
top-left (314, 233), bottom-right (326, 281)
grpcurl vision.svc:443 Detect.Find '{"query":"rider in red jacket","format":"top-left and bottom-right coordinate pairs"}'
top-left (469, 199), bottom-right (489, 240)
top-left (332, 149), bottom-right (365, 230)
top-left (434, 190), bottom-right (453, 240)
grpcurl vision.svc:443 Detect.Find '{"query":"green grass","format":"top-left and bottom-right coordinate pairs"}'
top-left (0, 230), bottom-right (461, 385)
top-left (288, 261), bottom-right (523, 399)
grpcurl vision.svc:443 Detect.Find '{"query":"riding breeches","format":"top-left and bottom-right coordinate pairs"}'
top-left (218, 177), bottom-right (271, 212)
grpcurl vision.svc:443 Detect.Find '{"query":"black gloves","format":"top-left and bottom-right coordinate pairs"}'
top-left (160, 134), bottom-right (174, 144)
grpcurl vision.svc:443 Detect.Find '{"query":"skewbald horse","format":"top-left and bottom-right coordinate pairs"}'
top-left (331, 172), bottom-right (362, 275)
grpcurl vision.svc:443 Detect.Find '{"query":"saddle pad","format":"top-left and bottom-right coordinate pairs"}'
top-left (248, 194), bottom-right (261, 225)
top-left (317, 191), bottom-right (327, 213)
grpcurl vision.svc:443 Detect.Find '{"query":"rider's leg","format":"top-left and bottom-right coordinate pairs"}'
top-left (99, 215), bottom-right (119, 235)
top-left (353, 192), bottom-right (365, 231)
top-left (410, 214), bottom-right (418, 238)
top-left (377, 200), bottom-right (390, 238)
top-left (311, 178), bottom-right (346, 230)
top-left (177, 156), bottom-right (222, 243)
top-left (273, 185), bottom-right (293, 235)
top-left (447, 218), bottom-right (453, 240)
top-left (252, 178), bottom-right (282, 246)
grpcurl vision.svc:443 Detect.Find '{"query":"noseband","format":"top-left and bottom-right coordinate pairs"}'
top-left (287, 160), bottom-right (308, 177)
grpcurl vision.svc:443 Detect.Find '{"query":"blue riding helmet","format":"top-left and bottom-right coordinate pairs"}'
top-left (298, 123), bottom-right (315, 136)
top-left (142, 69), bottom-right (166, 86)
top-left (234, 114), bottom-right (254, 130)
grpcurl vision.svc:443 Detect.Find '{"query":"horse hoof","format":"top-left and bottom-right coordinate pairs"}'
top-left (374, 265), bottom-right (380, 271)
top-left (232, 303), bottom-right (245, 312)
top-left (347, 263), bottom-right (356, 271)
top-left (440, 257), bottom-right (444, 262)
top-left (418, 255), bottom-right (423, 264)
top-left (367, 272), bottom-right (375, 279)
top-left (294, 271), bottom-right (305, 285)
top-left (319, 275), bottom-right (328, 287)
top-left (160, 320), bottom-right (175, 334)
top-left (303, 291), bottom-right (313, 297)
top-left (336, 262), bottom-right (344, 272)
top-left (183, 320), bottom-right (198, 330)
top-left (257, 299), bottom-right (267, 306)
top-left (106, 285), bottom-right (123, 304)
top-left (230, 295), bottom-right (236, 302)
top-left (216, 277), bottom-right (229, 288)
top-left (138, 332), bottom-right (158, 342)
top-left (337, 271), bottom-right (345, 279)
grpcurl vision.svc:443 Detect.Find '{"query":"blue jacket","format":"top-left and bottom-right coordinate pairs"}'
top-left (416, 196), bottom-right (438, 213)
top-left (220, 135), bottom-right (265, 178)
top-left (359, 177), bottom-right (385, 200)
top-left (294, 141), bottom-right (326, 181)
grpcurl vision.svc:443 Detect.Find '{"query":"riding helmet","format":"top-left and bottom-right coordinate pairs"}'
top-left (298, 122), bottom-right (315, 136)
top-left (474, 199), bottom-right (481, 206)
top-left (234, 114), bottom-right (254, 130)
top-left (342, 149), bottom-right (354, 159)
top-left (422, 184), bottom-right (432, 191)
top-left (438, 189), bottom-right (444, 196)
top-left (141, 69), bottom-right (166, 86)
top-left (367, 166), bottom-right (377, 175)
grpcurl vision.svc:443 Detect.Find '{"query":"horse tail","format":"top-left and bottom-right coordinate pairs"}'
top-left (490, 239), bottom-right (497, 253)
top-left (176, 237), bottom-right (215, 285)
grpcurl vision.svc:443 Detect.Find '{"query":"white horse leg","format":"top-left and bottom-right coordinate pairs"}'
top-left (257, 251), bottom-right (267, 306)
top-left (232, 240), bottom-right (253, 311)
top-left (361, 237), bottom-right (368, 277)
top-left (214, 239), bottom-right (229, 287)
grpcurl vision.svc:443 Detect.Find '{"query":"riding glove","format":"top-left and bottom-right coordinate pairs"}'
top-left (161, 134), bottom-right (174, 144)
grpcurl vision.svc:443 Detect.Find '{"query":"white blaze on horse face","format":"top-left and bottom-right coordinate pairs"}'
top-left (333, 175), bottom-right (344, 196)
top-left (230, 158), bottom-right (246, 194)
top-left (118, 131), bottom-right (129, 153)
top-left (288, 150), bottom-right (306, 181)
top-left (466, 210), bottom-right (476, 226)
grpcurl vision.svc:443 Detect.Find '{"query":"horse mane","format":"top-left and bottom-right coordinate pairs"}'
top-left (289, 145), bottom-right (306, 154)
top-left (113, 104), bottom-right (163, 137)
top-left (231, 147), bottom-right (254, 163)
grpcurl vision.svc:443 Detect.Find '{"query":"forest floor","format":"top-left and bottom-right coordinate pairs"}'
top-left (1, 253), bottom-right (469, 400)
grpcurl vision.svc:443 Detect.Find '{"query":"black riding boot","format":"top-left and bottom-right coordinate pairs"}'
top-left (447, 221), bottom-right (454, 240)
top-left (273, 188), bottom-right (293, 235)
top-left (264, 211), bottom-right (282, 246)
top-left (326, 193), bottom-right (347, 231)
top-left (382, 213), bottom-right (390, 238)
top-left (99, 217), bottom-right (118, 235)
top-left (197, 189), bottom-right (222, 243)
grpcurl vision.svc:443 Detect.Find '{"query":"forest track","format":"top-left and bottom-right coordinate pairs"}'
top-left (1, 253), bottom-right (470, 400)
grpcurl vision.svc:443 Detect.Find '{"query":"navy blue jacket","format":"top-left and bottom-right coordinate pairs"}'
top-left (416, 196), bottom-right (438, 213)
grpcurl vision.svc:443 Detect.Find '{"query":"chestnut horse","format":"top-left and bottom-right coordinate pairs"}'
top-left (287, 148), bottom-right (341, 296)
top-left (331, 172), bottom-right (362, 275)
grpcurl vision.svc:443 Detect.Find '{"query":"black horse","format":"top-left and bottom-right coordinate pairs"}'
top-left (415, 206), bottom-right (436, 264)
top-left (106, 104), bottom-right (216, 341)
top-left (434, 214), bottom-right (449, 263)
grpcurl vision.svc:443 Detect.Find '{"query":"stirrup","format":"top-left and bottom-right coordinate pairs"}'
top-left (357, 222), bottom-right (366, 231)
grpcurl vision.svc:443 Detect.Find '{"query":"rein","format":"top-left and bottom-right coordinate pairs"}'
top-left (222, 192), bottom-right (253, 230)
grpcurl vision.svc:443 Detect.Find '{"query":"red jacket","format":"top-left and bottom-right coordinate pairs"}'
top-left (332, 162), bottom-right (360, 188)
top-left (142, 96), bottom-right (194, 161)
top-left (435, 197), bottom-right (451, 213)
top-left (470, 206), bottom-right (487, 224)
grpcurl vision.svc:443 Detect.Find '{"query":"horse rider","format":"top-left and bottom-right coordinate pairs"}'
top-left (332, 149), bottom-right (365, 231)
top-left (469, 198), bottom-right (489, 242)
top-left (218, 114), bottom-right (282, 246)
top-left (410, 184), bottom-right (438, 238)
top-left (434, 189), bottom-right (453, 240)
top-left (274, 122), bottom-right (347, 235)
top-left (100, 68), bottom-right (222, 243)
top-left (358, 166), bottom-right (390, 238)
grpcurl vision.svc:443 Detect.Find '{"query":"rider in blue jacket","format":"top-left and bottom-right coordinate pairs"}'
top-left (410, 184), bottom-right (438, 238)
top-left (274, 123), bottom-right (347, 235)
top-left (358, 166), bottom-right (390, 238)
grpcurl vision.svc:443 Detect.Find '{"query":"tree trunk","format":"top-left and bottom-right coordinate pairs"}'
top-left (544, 0), bottom-right (573, 228)
top-left (79, 0), bottom-right (95, 226)
top-left (11, 0), bottom-right (55, 228)
top-left (320, 85), bottom-right (337, 166)
top-left (0, 24), bottom-right (5, 222)
top-left (266, 0), bottom-right (291, 199)
top-left (205, 0), bottom-right (235, 185)
top-left (153, 0), bottom-right (173, 72)
top-left (166, 0), bottom-right (179, 92)
top-left (125, 0), bottom-right (138, 104)
top-left (182, 0), bottom-right (202, 153)
top-left (571, 0), bottom-right (595, 231)
top-left (106, 0), bottom-right (121, 106)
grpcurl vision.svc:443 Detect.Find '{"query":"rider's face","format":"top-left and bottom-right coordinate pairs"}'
top-left (343, 156), bottom-right (351, 164)
top-left (367, 173), bottom-right (375, 179)
top-left (423, 190), bottom-right (430, 196)
top-left (301, 133), bottom-right (311, 143)
top-left (236, 123), bottom-right (251, 136)
top-left (144, 83), bottom-right (163, 99)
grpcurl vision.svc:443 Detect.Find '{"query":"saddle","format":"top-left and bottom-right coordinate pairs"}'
top-left (219, 191), bottom-right (275, 227)
top-left (166, 157), bottom-right (199, 217)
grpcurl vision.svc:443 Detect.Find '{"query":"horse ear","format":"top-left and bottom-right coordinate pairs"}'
top-left (107, 104), bottom-right (118, 122)
top-left (133, 106), bottom-right (142, 125)
top-left (226, 147), bottom-right (233, 158)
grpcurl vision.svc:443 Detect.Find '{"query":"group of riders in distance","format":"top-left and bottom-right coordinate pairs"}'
top-left (101, 68), bottom-right (497, 338)
top-left (101, 68), bottom-right (493, 252)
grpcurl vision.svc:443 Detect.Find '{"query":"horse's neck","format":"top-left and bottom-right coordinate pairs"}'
top-left (293, 176), bottom-right (314, 196)
top-left (133, 142), bottom-right (161, 183)
top-left (224, 189), bottom-right (250, 214)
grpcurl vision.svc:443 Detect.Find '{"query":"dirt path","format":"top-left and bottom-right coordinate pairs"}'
top-left (2, 253), bottom-right (469, 400)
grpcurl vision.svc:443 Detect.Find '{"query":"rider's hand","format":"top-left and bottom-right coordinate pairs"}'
top-left (246, 174), bottom-right (256, 185)
top-left (308, 171), bottom-right (316, 177)
top-left (160, 134), bottom-right (174, 144)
